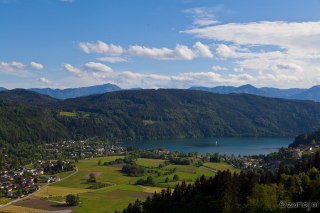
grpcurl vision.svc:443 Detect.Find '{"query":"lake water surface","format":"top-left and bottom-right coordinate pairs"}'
top-left (119, 137), bottom-right (294, 156)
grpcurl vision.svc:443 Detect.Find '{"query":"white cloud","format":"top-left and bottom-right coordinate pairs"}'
top-left (212, 66), bottom-right (228, 71)
top-left (193, 41), bottom-right (213, 58)
top-left (79, 41), bottom-right (213, 60)
top-left (96, 57), bottom-right (128, 63)
top-left (60, 0), bottom-right (74, 2)
top-left (216, 44), bottom-right (238, 58)
top-left (258, 73), bottom-right (300, 82)
top-left (127, 44), bottom-right (196, 60)
top-left (273, 62), bottom-right (303, 73)
top-left (79, 41), bottom-right (124, 55)
top-left (83, 62), bottom-right (113, 73)
top-left (38, 77), bottom-right (52, 84)
top-left (0, 61), bottom-right (26, 71)
top-left (234, 67), bottom-right (244, 72)
top-left (182, 6), bottom-right (222, 26)
top-left (63, 63), bottom-right (83, 76)
top-left (182, 21), bottom-right (320, 53)
top-left (0, 61), bottom-right (31, 77)
top-left (30, 62), bottom-right (44, 70)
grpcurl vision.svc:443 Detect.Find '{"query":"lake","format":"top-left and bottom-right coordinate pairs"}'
top-left (118, 137), bottom-right (294, 156)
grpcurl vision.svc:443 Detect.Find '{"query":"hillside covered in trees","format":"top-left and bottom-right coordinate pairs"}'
top-left (290, 128), bottom-right (320, 148)
top-left (1, 89), bottom-right (320, 146)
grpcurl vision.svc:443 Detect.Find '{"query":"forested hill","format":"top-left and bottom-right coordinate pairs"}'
top-left (0, 89), bottom-right (58, 107)
top-left (0, 101), bottom-right (74, 146)
top-left (289, 128), bottom-right (320, 148)
top-left (1, 89), bottom-right (320, 143)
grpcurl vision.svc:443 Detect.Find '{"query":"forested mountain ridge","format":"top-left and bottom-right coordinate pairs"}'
top-left (0, 101), bottom-right (74, 146)
top-left (0, 89), bottom-right (59, 107)
top-left (1, 89), bottom-right (320, 144)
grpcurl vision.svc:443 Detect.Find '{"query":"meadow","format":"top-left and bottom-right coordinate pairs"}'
top-left (2, 156), bottom-right (217, 213)
top-left (203, 161), bottom-right (241, 173)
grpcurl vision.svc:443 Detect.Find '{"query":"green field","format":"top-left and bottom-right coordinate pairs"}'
top-left (203, 162), bottom-right (241, 173)
top-left (60, 111), bottom-right (89, 117)
top-left (92, 184), bottom-right (145, 194)
top-left (0, 198), bottom-right (13, 205)
top-left (27, 156), bottom-right (220, 212)
top-left (60, 112), bottom-right (77, 117)
top-left (75, 192), bottom-right (141, 213)
top-left (136, 158), bottom-right (167, 167)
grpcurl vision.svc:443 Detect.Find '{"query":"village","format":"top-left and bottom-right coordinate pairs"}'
top-left (0, 160), bottom-right (71, 199)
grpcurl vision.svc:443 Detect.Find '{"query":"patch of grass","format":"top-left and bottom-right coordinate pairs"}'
top-left (195, 167), bottom-right (216, 177)
top-left (92, 184), bottom-right (145, 194)
top-left (156, 171), bottom-right (197, 184)
top-left (0, 197), bottom-right (12, 204)
top-left (60, 112), bottom-right (77, 117)
top-left (141, 186), bottom-right (164, 193)
top-left (103, 189), bottom-right (139, 197)
top-left (136, 158), bottom-right (166, 167)
top-left (33, 186), bottom-right (92, 198)
top-left (74, 192), bottom-right (142, 213)
top-left (24, 164), bottom-right (34, 169)
top-left (54, 170), bottom-right (76, 179)
top-left (203, 162), bottom-right (241, 173)
top-left (163, 165), bottom-right (197, 174)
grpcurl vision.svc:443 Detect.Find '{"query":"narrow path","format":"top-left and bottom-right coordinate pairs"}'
top-left (199, 166), bottom-right (217, 173)
top-left (0, 167), bottom-right (79, 208)
top-left (191, 164), bottom-right (217, 173)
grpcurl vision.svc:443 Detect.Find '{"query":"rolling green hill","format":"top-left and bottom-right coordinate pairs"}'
top-left (1, 89), bottom-right (320, 145)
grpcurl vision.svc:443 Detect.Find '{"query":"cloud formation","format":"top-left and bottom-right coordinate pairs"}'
top-left (38, 77), bottom-right (52, 84)
top-left (96, 57), bottom-right (128, 63)
top-left (63, 63), bottom-right (83, 75)
top-left (212, 66), bottom-right (228, 71)
top-left (0, 61), bottom-right (26, 71)
top-left (79, 41), bottom-right (213, 60)
top-left (30, 62), bottom-right (44, 70)
top-left (83, 62), bottom-right (113, 72)
top-left (182, 6), bottom-right (222, 26)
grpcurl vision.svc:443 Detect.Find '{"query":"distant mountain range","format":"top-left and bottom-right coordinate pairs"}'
top-left (1, 83), bottom-right (320, 101)
top-left (189, 84), bottom-right (315, 100)
top-left (29, 83), bottom-right (122, 99)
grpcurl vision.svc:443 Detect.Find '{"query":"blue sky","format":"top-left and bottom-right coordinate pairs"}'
top-left (1, 0), bottom-right (320, 89)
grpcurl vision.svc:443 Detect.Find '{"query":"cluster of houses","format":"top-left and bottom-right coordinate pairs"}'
top-left (293, 142), bottom-right (320, 159)
top-left (0, 169), bottom-right (40, 198)
top-left (153, 150), bottom-right (170, 155)
top-left (0, 160), bottom-right (70, 199)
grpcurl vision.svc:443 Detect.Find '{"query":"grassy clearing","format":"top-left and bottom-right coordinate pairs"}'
top-left (196, 167), bottom-right (216, 177)
top-left (33, 186), bottom-right (92, 197)
top-left (141, 186), bottom-right (163, 193)
top-left (164, 164), bottom-right (197, 173)
top-left (203, 162), bottom-right (241, 173)
top-left (136, 158), bottom-right (166, 167)
top-left (0, 205), bottom-right (46, 213)
top-left (92, 184), bottom-right (145, 194)
top-left (54, 170), bottom-right (76, 179)
top-left (24, 164), bottom-right (34, 169)
top-left (60, 112), bottom-right (77, 117)
top-left (74, 193), bottom-right (141, 213)
top-left (0, 197), bottom-right (12, 204)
